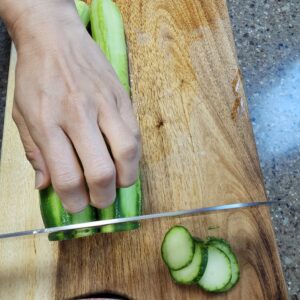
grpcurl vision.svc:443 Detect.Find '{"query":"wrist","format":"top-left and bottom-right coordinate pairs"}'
top-left (0, 0), bottom-right (81, 50)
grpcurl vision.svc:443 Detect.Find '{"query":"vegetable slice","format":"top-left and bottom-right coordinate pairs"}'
top-left (198, 246), bottom-right (232, 292)
top-left (161, 226), bottom-right (195, 270)
top-left (170, 242), bottom-right (208, 284)
top-left (206, 237), bottom-right (240, 291)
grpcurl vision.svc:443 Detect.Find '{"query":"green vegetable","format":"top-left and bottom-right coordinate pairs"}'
top-left (198, 246), bottom-right (232, 292)
top-left (91, 0), bottom-right (142, 232)
top-left (170, 241), bottom-right (208, 285)
top-left (75, 0), bottom-right (90, 26)
top-left (161, 226), bottom-right (195, 270)
top-left (99, 179), bottom-right (142, 233)
top-left (161, 226), bottom-right (240, 293)
top-left (40, 186), bottom-right (97, 241)
top-left (206, 237), bottom-right (240, 291)
top-left (90, 0), bottom-right (130, 92)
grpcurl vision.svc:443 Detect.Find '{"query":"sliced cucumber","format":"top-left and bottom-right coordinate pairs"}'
top-left (170, 242), bottom-right (208, 284)
top-left (198, 246), bottom-right (232, 292)
top-left (206, 237), bottom-right (240, 291)
top-left (161, 226), bottom-right (195, 270)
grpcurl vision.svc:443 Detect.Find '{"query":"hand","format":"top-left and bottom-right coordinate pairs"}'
top-left (1, 0), bottom-right (140, 212)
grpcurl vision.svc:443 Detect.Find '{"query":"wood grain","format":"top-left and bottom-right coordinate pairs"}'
top-left (0, 0), bottom-right (287, 299)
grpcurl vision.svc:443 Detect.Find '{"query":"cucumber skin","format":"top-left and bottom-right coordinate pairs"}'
top-left (39, 186), bottom-right (98, 241)
top-left (206, 237), bottom-right (240, 292)
top-left (91, 0), bottom-right (142, 233)
top-left (194, 242), bottom-right (208, 283)
top-left (169, 242), bottom-right (208, 285)
top-left (98, 179), bottom-right (142, 233)
top-left (198, 246), bottom-right (232, 293)
top-left (161, 226), bottom-right (195, 271)
top-left (75, 0), bottom-right (90, 26)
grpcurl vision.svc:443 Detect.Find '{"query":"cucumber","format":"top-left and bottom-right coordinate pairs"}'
top-left (198, 246), bottom-right (232, 292)
top-left (75, 0), bottom-right (90, 26)
top-left (206, 237), bottom-right (240, 291)
top-left (70, 205), bottom-right (98, 239)
top-left (98, 179), bottom-right (142, 233)
top-left (170, 242), bottom-right (208, 284)
top-left (161, 226), bottom-right (195, 270)
top-left (91, 0), bottom-right (142, 233)
top-left (115, 179), bottom-right (142, 231)
top-left (39, 187), bottom-right (71, 241)
top-left (99, 201), bottom-right (117, 233)
top-left (40, 186), bottom-right (98, 241)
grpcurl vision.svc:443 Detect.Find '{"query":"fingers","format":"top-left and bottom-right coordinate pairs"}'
top-left (65, 115), bottom-right (116, 209)
top-left (99, 106), bottom-right (139, 187)
top-left (12, 107), bottom-right (50, 189)
top-left (30, 123), bottom-right (89, 213)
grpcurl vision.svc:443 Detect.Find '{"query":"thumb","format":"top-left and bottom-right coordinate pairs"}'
top-left (12, 107), bottom-right (51, 189)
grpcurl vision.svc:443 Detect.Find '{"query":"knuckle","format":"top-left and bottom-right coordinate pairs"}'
top-left (132, 127), bottom-right (141, 141)
top-left (12, 108), bottom-right (19, 123)
top-left (118, 174), bottom-right (137, 188)
top-left (25, 148), bottom-right (40, 163)
top-left (53, 173), bottom-right (84, 194)
top-left (88, 166), bottom-right (116, 188)
top-left (119, 141), bottom-right (139, 161)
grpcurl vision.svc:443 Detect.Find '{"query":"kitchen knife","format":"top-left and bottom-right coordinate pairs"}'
top-left (0, 200), bottom-right (281, 239)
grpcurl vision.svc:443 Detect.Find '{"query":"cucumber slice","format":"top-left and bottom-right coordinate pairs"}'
top-left (170, 242), bottom-right (208, 284)
top-left (161, 226), bottom-right (195, 270)
top-left (206, 237), bottom-right (240, 291)
top-left (198, 246), bottom-right (232, 292)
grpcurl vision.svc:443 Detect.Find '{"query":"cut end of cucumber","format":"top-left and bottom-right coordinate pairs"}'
top-left (198, 246), bottom-right (232, 292)
top-left (161, 226), bottom-right (195, 270)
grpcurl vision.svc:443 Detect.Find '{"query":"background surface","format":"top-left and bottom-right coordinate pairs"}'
top-left (0, 0), bottom-right (299, 297)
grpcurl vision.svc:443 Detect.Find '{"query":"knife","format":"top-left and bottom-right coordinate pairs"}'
top-left (0, 200), bottom-right (280, 239)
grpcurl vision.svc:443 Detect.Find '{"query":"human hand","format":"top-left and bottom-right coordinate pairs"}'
top-left (1, 0), bottom-right (140, 212)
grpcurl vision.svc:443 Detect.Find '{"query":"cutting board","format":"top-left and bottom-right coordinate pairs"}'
top-left (0, 0), bottom-right (287, 299)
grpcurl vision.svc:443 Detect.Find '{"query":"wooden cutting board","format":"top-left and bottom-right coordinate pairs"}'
top-left (0, 0), bottom-right (287, 299)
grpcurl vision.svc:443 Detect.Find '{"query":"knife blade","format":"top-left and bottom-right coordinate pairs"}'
top-left (0, 200), bottom-right (280, 239)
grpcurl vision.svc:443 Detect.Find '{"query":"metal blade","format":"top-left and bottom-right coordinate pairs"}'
top-left (0, 200), bottom-right (280, 239)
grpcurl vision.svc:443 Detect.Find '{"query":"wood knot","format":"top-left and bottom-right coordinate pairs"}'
top-left (156, 119), bottom-right (165, 129)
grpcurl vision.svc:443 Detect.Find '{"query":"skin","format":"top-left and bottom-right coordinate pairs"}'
top-left (0, 0), bottom-right (140, 213)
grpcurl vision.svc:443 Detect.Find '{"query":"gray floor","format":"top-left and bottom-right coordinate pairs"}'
top-left (0, 0), bottom-right (299, 298)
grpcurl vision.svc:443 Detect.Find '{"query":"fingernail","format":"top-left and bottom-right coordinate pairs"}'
top-left (35, 171), bottom-right (44, 189)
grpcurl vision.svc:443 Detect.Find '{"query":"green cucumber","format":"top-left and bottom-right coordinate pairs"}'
top-left (198, 246), bottom-right (232, 292)
top-left (99, 202), bottom-right (117, 233)
top-left (115, 179), bottom-right (142, 231)
top-left (91, 0), bottom-right (130, 92)
top-left (70, 205), bottom-right (97, 238)
top-left (170, 242), bottom-right (208, 284)
top-left (98, 179), bottom-right (142, 233)
top-left (75, 0), bottom-right (90, 26)
top-left (91, 0), bottom-right (142, 232)
top-left (161, 226), bottom-right (195, 270)
top-left (206, 237), bottom-right (240, 291)
top-left (39, 186), bottom-right (97, 241)
top-left (39, 187), bottom-right (71, 241)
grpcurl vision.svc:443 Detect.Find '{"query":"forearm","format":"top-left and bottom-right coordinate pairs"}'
top-left (0, 0), bottom-right (80, 49)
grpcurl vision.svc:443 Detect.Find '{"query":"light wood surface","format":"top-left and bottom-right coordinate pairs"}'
top-left (0, 0), bottom-right (287, 299)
